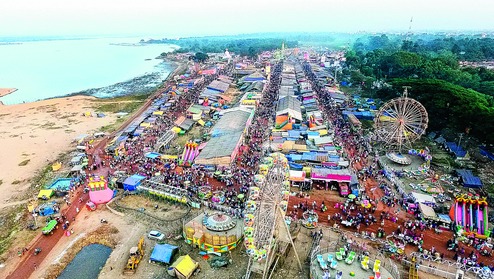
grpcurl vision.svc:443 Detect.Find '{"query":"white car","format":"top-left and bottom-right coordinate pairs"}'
top-left (147, 230), bottom-right (165, 241)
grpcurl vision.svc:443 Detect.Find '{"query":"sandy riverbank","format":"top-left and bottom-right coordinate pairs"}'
top-left (0, 96), bottom-right (121, 206)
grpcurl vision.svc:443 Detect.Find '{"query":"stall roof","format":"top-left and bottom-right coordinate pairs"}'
top-left (313, 136), bottom-right (333, 145)
top-left (172, 255), bottom-right (198, 278)
top-left (150, 244), bottom-right (178, 264)
top-left (71, 165), bottom-right (84, 172)
top-left (178, 119), bottom-right (195, 131)
top-left (195, 108), bottom-right (252, 165)
top-left (411, 192), bottom-right (436, 204)
top-left (419, 203), bottom-right (437, 220)
top-left (456, 169), bottom-right (483, 188)
top-left (207, 80), bottom-right (230, 93)
top-left (276, 96), bottom-right (302, 120)
top-left (289, 170), bottom-right (306, 182)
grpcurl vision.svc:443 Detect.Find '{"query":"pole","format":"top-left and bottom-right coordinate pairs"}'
top-left (457, 133), bottom-right (463, 152)
top-left (278, 206), bottom-right (302, 271)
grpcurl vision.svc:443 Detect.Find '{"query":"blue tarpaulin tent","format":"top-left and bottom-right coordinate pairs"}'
top-left (150, 244), bottom-right (178, 264)
top-left (456, 169), bottom-right (483, 188)
top-left (445, 142), bottom-right (468, 158)
top-left (145, 152), bottom-right (162, 160)
top-left (479, 146), bottom-right (494, 161)
top-left (123, 174), bottom-right (147, 191)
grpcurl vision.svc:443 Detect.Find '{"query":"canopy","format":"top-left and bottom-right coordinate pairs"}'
top-left (38, 189), bottom-right (54, 199)
top-left (123, 174), bottom-right (146, 191)
top-left (456, 169), bottom-right (483, 188)
top-left (150, 244), bottom-right (178, 264)
top-left (171, 127), bottom-right (182, 134)
top-left (411, 192), bottom-right (436, 204)
top-left (419, 203), bottom-right (437, 220)
top-left (145, 152), bottom-right (162, 159)
top-left (70, 165), bottom-right (84, 172)
top-left (289, 170), bottom-right (306, 182)
top-left (173, 255), bottom-right (198, 278)
top-left (437, 214), bottom-right (452, 224)
top-left (51, 162), bottom-right (62, 171)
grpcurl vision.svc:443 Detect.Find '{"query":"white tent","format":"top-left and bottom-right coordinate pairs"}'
top-left (411, 192), bottom-right (436, 204)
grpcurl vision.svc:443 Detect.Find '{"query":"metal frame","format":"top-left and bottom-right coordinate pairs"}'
top-left (374, 88), bottom-right (428, 152)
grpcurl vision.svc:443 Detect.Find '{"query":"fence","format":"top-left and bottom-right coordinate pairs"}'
top-left (309, 230), bottom-right (401, 279)
top-left (408, 252), bottom-right (493, 279)
top-left (111, 191), bottom-right (192, 234)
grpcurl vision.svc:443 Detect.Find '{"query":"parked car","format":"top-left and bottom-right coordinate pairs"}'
top-left (147, 230), bottom-right (165, 241)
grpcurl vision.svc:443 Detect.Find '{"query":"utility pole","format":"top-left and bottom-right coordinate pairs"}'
top-left (457, 133), bottom-right (464, 152)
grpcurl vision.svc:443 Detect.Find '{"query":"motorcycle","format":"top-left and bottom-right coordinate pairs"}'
top-left (100, 219), bottom-right (108, 224)
top-left (34, 248), bottom-right (42, 255)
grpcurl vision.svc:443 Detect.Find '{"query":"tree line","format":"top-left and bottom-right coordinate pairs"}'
top-left (145, 37), bottom-right (298, 58)
top-left (344, 35), bottom-right (494, 143)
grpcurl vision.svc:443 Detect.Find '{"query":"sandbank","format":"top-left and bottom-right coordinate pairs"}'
top-left (0, 95), bottom-right (119, 207)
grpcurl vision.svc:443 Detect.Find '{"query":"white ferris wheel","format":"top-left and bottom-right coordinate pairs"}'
top-left (374, 87), bottom-right (428, 155)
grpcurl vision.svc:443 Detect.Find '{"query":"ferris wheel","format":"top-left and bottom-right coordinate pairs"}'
top-left (374, 88), bottom-right (428, 153)
top-left (244, 153), bottom-right (301, 279)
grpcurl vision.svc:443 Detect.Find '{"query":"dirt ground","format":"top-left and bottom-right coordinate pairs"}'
top-left (0, 96), bottom-right (119, 207)
top-left (118, 195), bottom-right (190, 220)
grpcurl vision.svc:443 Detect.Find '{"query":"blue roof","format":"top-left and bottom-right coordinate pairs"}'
top-left (288, 130), bottom-right (301, 138)
top-left (150, 244), bottom-right (178, 264)
top-left (145, 152), bottom-right (162, 159)
top-left (123, 174), bottom-right (147, 190)
top-left (456, 169), bottom-right (483, 188)
top-left (445, 142), bottom-right (467, 157)
top-left (479, 146), bottom-right (494, 161)
top-left (286, 154), bottom-right (303, 161)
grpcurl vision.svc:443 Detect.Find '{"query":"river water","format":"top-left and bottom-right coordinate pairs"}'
top-left (0, 37), bottom-right (176, 104)
top-left (58, 243), bottom-right (112, 279)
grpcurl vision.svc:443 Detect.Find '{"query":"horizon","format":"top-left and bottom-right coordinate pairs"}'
top-left (1, 29), bottom-right (494, 43)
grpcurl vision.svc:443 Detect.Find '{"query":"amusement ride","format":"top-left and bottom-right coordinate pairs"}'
top-left (244, 153), bottom-right (302, 279)
top-left (374, 87), bottom-right (429, 165)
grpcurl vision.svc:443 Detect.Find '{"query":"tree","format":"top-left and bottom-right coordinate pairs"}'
top-left (193, 52), bottom-right (209, 62)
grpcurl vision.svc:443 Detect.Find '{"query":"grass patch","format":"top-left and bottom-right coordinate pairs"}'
top-left (18, 159), bottom-right (30, 166)
top-left (92, 93), bottom-right (150, 113)
top-left (12, 180), bottom-right (22, 184)
top-left (0, 205), bottom-right (25, 258)
top-left (40, 122), bottom-right (56, 129)
top-left (94, 101), bottom-right (146, 113)
top-left (0, 180), bottom-right (2, 186)
top-left (99, 117), bottom-right (126, 133)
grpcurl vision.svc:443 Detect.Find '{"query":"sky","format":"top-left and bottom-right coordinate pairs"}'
top-left (0, 0), bottom-right (493, 38)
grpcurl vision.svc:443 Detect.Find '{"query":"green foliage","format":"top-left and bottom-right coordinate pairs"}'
top-left (192, 52), bottom-right (209, 62)
top-left (381, 79), bottom-right (494, 142)
top-left (146, 37), bottom-right (298, 58)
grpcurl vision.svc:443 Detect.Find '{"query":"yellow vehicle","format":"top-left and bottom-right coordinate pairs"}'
top-left (123, 237), bottom-right (144, 274)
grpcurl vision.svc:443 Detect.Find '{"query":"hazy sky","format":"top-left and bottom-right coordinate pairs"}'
top-left (1, 0), bottom-right (493, 38)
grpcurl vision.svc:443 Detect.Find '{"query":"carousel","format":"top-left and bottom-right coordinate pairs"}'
top-left (211, 191), bottom-right (226, 204)
top-left (302, 210), bottom-right (319, 229)
top-left (183, 211), bottom-right (243, 253)
top-left (198, 186), bottom-right (212, 200)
